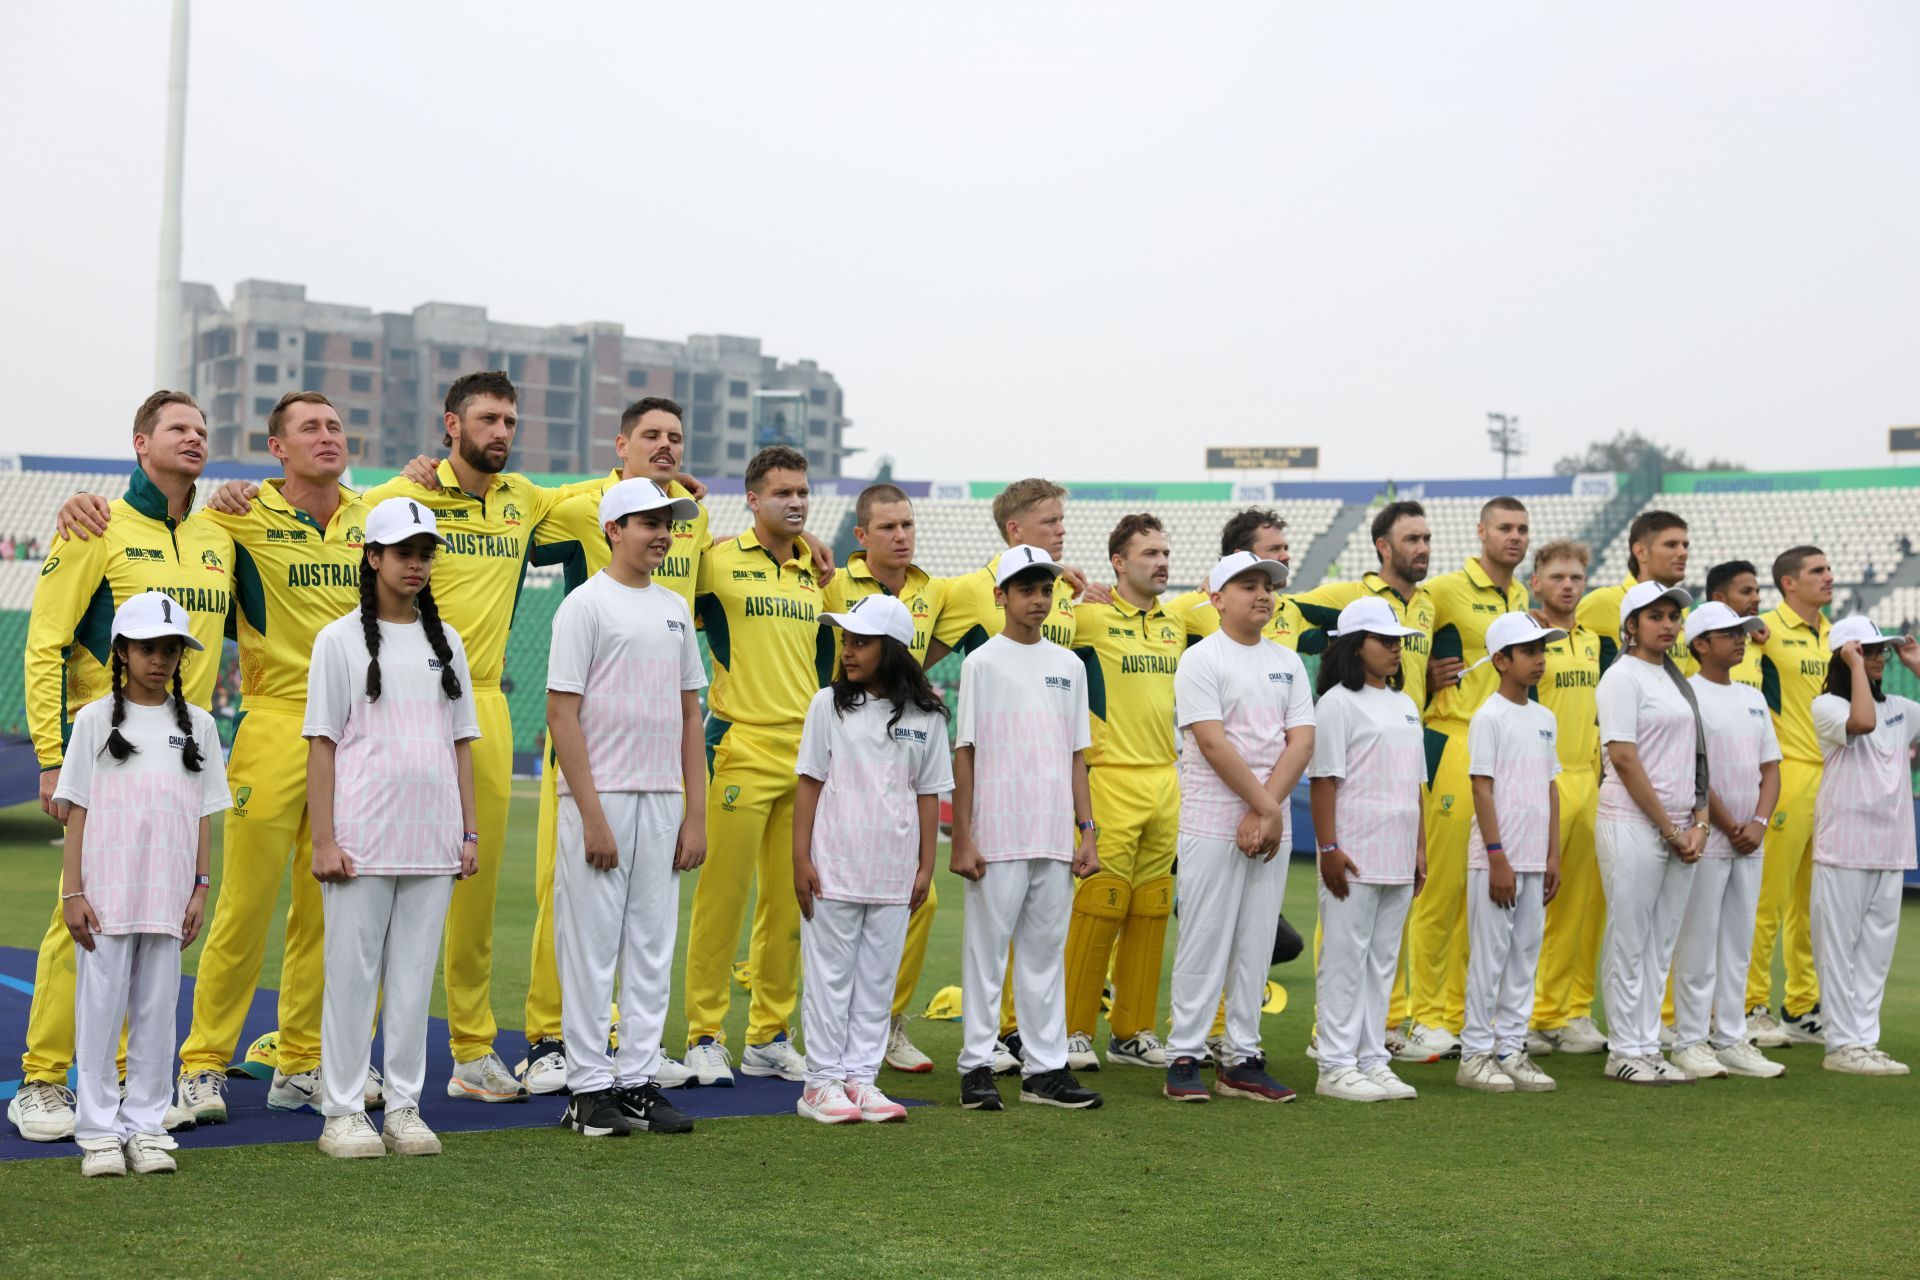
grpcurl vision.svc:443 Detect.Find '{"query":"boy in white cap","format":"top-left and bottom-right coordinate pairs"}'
top-left (545, 479), bottom-right (707, 1137)
top-left (305, 496), bottom-right (479, 1157)
top-left (1457, 613), bottom-right (1564, 1094)
top-left (1163, 551), bottom-right (1314, 1104)
top-left (793, 593), bottom-right (953, 1124)
top-left (951, 545), bottom-right (1103, 1111)
top-left (1671, 602), bottom-right (1784, 1080)
top-left (57, 592), bottom-right (228, 1176)
top-left (1808, 618), bottom-right (1920, 1076)
top-left (1308, 597), bottom-right (1425, 1103)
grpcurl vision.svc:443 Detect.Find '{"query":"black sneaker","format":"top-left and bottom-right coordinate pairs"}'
top-left (1019, 1068), bottom-right (1103, 1110)
top-left (562, 1089), bottom-right (630, 1137)
top-left (615, 1082), bottom-right (694, 1134)
top-left (960, 1065), bottom-right (1004, 1111)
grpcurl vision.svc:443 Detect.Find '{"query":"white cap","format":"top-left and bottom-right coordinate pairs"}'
top-left (1207, 551), bottom-right (1290, 593)
top-left (365, 496), bottom-right (448, 547)
top-left (1684, 600), bottom-right (1765, 645)
top-left (112, 591), bottom-right (203, 651)
top-left (1621, 579), bottom-right (1692, 620)
top-left (1328, 596), bottom-right (1422, 639)
top-left (1828, 615), bottom-right (1902, 651)
top-left (1468, 611), bottom-right (1568, 671)
top-left (995, 545), bottom-right (1068, 587)
top-left (821, 594), bottom-right (916, 647)
top-left (599, 477), bottom-right (700, 527)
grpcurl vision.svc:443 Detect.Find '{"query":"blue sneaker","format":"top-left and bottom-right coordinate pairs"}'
top-left (1163, 1056), bottom-right (1210, 1103)
top-left (1214, 1055), bottom-right (1296, 1103)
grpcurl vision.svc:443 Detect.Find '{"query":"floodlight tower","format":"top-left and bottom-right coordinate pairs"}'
top-left (1487, 412), bottom-right (1526, 479)
top-left (154, 0), bottom-right (189, 388)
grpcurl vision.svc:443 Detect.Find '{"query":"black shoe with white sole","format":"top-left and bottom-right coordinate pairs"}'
top-left (562, 1089), bottom-right (631, 1137)
top-left (960, 1065), bottom-right (1004, 1111)
top-left (1019, 1068), bottom-right (1103, 1109)
top-left (615, 1082), bottom-right (694, 1134)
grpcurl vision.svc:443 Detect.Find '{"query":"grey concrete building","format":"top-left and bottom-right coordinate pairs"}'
top-left (180, 280), bottom-right (856, 477)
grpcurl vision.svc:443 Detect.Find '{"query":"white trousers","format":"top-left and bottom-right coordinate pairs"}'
top-left (1596, 819), bottom-right (1695, 1059)
top-left (1462, 870), bottom-right (1545, 1058)
top-left (1671, 854), bottom-right (1762, 1048)
top-left (556, 792), bottom-right (683, 1093)
top-left (1167, 834), bottom-right (1287, 1064)
top-left (74, 931), bottom-right (178, 1145)
top-left (800, 898), bottom-right (909, 1088)
top-left (959, 858), bottom-right (1072, 1075)
top-left (1810, 863), bottom-right (1903, 1052)
top-left (1315, 880), bottom-right (1414, 1072)
top-left (321, 873), bottom-right (454, 1116)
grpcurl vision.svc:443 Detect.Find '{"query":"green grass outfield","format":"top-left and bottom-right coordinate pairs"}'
top-left (1, 791), bottom-right (1916, 1279)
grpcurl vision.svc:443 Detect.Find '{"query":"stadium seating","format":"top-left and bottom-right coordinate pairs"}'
top-left (0, 468), bottom-right (133, 549)
top-left (0, 611), bottom-right (27, 738)
top-left (1325, 493), bottom-right (1612, 584)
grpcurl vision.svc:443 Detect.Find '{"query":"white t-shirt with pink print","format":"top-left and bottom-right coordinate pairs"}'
top-left (1812, 692), bottom-right (1920, 871)
top-left (305, 611), bottom-right (481, 877)
top-left (55, 696), bottom-right (229, 938)
top-left (1691, 675), bottom-right (1782, 858)
top-left (1308, 682), bottom-right (1423, 885)
top-left (1597, 655), bottom-right (1698, 828)
top-left (954, 633), bottom-right (1091, 863)
top-left (546, 571), bottom-right (706, 796)
top-left (1177, 630), bottom-right (1316, 845)
top-left (1466, 694), bottom-right (1561, 872)
top-left (796, 688), bottom-right (954, 903)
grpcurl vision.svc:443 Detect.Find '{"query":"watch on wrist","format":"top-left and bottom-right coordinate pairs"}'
top-left (1317, 842), bottom-right (1340, 855)
top-left (194, 874), bottom-right (211, 888)
top-left (1076, 820), bottom-right (1098, 836)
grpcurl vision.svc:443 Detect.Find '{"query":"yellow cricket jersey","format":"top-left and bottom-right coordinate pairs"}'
top-left (1166, 588), bottom-right (1305, 651)
top-left (530, 470), bottom-right (710, 606)
top-left (1731, 638), bottom-right (1762, 691)
top-left (1071, 596), bottom-right (1182, 769)
top-left (1534, 622), bottom-right (1601, 774)
top-left (1290, 573), bottom-right (1438, 712)
top-left (362, 461), bottom-right (582, 689)
top-left (201, 480), bottom-right (368, 715)
top-left (1425, 557), bottom-right (1532, 736)
top-left (696, 528), bottom-right (832, 728)
top-left (1756, 603), bottom-right (1831, 763)
top-left (822, 552), bottom-right (946, 664)
top-left (933, 553), bottom-right (1077, 653)
top-left (26, 468), bottom-right (234, 768)
top-left (1579, 574), bottom-right (1694, 674)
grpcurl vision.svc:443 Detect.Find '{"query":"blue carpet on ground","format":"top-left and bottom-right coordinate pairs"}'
top-left (0, 945), bottom-right (924, 1161)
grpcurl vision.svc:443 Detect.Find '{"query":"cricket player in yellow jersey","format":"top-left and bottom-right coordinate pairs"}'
top-left (9, 392), bottom-right (234, 1144)
top-left (354, 371), bottom-right (597, 1100)
top-left (683, 446), bottom-right (833, 1087)
top-left (1063, 514), bottom-right (1185, 1072)
top-left (1578, 510), bottom-right (1693, 674)
top-left (1700, 559), bottom-right (1767, 691)
top-left (513, 397), bottom-right (712, 1094)
top-left (1403, 497), bottom-right (1532, 1059)
top-left (816, 482), bottom-right (953, 1074)
top-left (1167, 508), bottom-right (1307, 649)
top-left (1743, 545), bottom-right (1834, 1048)
top-left (1524, 541), bottom-right (1609, 1056)
top-left (1290, 500), bottom-right (1450, 1058)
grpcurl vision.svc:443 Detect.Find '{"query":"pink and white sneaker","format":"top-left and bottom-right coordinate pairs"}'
top-left (796, 1080), bottom-right (862, 1124)
top-left (845, 1081), bottom-right (908, 1123)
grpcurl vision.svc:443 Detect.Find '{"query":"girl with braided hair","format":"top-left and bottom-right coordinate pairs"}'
top-left (56, 592), bottom-right (229, 1177)
top-left (304, 497), bottom-right (479, 1160)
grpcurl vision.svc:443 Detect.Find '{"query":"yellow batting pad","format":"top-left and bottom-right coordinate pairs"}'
top-left (1109, 874), bottom-right (1173, 1038)
top-left (1064, 874), bottom-right (1131, 1036)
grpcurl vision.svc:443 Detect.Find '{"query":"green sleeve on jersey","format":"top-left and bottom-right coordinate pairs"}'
top-left (697, 594), bottom-right (730, 672)
top-left (815, 626), bottom-right (836, 689)
top-left (232, 542), bottom-right (267, 637)
top-left (1430, 622), bottom-right (1463, 666)
top-left (1759, 655), bottom-right (1782, 714)
top-left (1596, 636), bottom-right (1618, 674)
top-left (75, 580), bottom-right (115, 666)
top-left (956, 623), bottom-right (989, 655)
top-left (1074, 645), bottom-right (1107, 723)
top-left (530, 536), bottom-right (589, 593)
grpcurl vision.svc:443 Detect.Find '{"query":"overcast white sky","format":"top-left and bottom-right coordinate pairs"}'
top-left (3, 1), bottom-right (1917, 482)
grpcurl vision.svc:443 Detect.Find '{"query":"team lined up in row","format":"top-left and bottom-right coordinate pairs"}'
top-left (15, 376), bottom-right (1917, 1171)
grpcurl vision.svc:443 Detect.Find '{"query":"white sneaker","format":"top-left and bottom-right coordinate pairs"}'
top-left (1649, 1053), bottom-right (1696, 1085)
top-left (845, 1080), bottom-right (908, 1123)
top-left (80, 1140), bottom-right (125, 1177)
top-left (1315, 1066), bottom-right (1388, 1102)
top-left (885, 1017), bottom-right (934, 1074)
top-left (1202, 1035), bottom-right (1229, 1068)
top-left (1865, 1047), bottom-right (1911, 1076)
top-left (1304, 1034), bottom-right (1320, 1063)
top-left (1364, 1064), bottom-right (1418, 1100)
top-left (1658, 1023), bottom-right (1676, 1050)
top-left (1822, 1045), bottom-right (1877, 1076)
top-left (990, 1039), bottom-right (1022, 1075)
top-left (381, 1106), bottom-right (442, 1156)
top-left (1381, 1027), bottom-right (1407, 1060)
top-left (268, 1067), bottom-right (322, 1114)
top-left (1781, 1005), bottom-right (1826, 1046)
top-left (8, 1080), bottom-right (76, 1142)
top-left (686, 1039), bottom-right (736, 1087)
top-left (1715, 1041), bottom-right (1785, 1078)
top-left (1525, 1029), bottom-right (1556, 1057)
top-left (1670, 1043), bottom-right (1728, 1080)
top-left (1745, 1006), bottom-right (1790, 1049)
top-left (1455, 1053), bottom-right (1515, 1093)
top-left (124, 1131), bottom-right (178, 1174)
top-left (796, 1079), bottom-right (862, 1124)
top-left (1107, 1031), bottom-right (1167, 1068)
top-left (1402, 1023), bottom-right (1458, 1062)
top-left (1604, 1053), bottom-right (1668, 1086)
top-left (1556, 1017), bottom-right (1609, 1055)
top-left (1500, 1052), bottom-right (1556, 1093)
top-left (652, 1056), bottom-right (696, 1089)
top-left (1065, 1032), bottom-right (1099, 1072)
top-left (741, 1035), bottom-right (806, 1082)
top-left (364, 1066), bottom-right (385, 1111)
top-left (447, 1051), bottom-right (529, 1102)
top-left (318, 1111), bottom-right (386, 1158)
top-left (518, 1042), bottom-right (568, 1095)
top-left (176, 1069), bottom-right (227, 1125)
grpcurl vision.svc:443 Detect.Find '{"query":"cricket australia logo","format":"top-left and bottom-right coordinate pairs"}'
top-left (233, 785), bottom-right (252, 816)
top-left (722, 785), bottom-right (741, 812)
top-left (201, 549), bottom-right (223, 571)
top-left (1440, 794), bottom-right (1455, 812)
top-left (346, 526), bottom-right (364, 547)
top-left (502, 502), bottom-right (523, 525)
